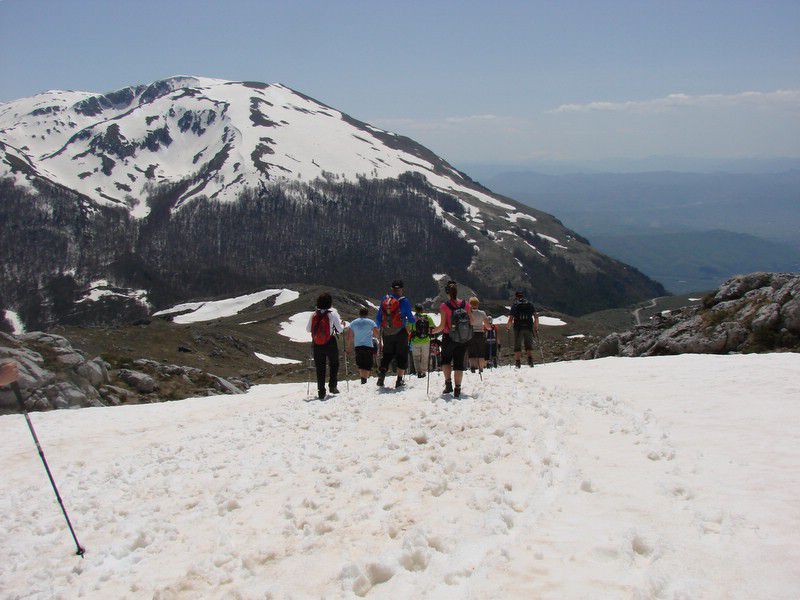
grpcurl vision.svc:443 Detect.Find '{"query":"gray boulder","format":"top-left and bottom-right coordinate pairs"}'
top-left (74, 359), bottom-right (109, 387)
top-left (781, 297), bottom-right (800, 334)
top-left (751, 303), bottom-right (782, 331)
top-left (211, 375), bottom-right (244, 395)
top-left (99, 385), bottom-right (138, 406)
top-left (713, 272), bottom-right (773, 303)
top-left (587, 272), bottom-right (800, 359)
top-left (117, 369), bottom-right (157, 393)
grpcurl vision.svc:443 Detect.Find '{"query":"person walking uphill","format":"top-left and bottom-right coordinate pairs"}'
top-left (431, 280), bottom-right (472, 398)
top-left (307, 293), bottom-right (344, 399)
top-left (375, 279), bottom-right (416, 388)
top-left (507, 290), bottom-right (539, 368)
top-left (410, 304), bottom-right (435, 378)
top-left (467, 297), bottom-right (490, 374)
top-left (346, 307), bottom-right (379, 384)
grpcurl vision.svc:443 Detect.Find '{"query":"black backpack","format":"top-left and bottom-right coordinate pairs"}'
top-left (514, 300), bottom-right (535, 329)
top-left (448, 300), bottom-right (473, 344)
top-left (414, 315), bottom-right (430, 338)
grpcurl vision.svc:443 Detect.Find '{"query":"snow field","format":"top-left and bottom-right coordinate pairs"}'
top-left (278, 311), bottom-right (314, 342)
top-left (490, 315), bottom-right (565, 326)
top-left (254, 353), bottom-right (301, 365)
top-left (153, 288), bottom-right (298, 324)
top-left (1, 354), bottom-right (798, 598)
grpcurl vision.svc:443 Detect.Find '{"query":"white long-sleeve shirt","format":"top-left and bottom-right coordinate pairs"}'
top-left (306, 308), bottom-right (344, 337)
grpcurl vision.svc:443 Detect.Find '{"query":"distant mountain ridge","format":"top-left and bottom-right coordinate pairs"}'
top-left (0, 76), bottom-right (664, 328)
top-left (484, 169), bottom-right (800, 244)
top-left (589, 230), bottom-right (800, 294)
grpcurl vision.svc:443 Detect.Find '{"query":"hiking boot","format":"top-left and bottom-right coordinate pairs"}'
top-left (528, 357), bottom-right (534, 367)
top-left (515, 360), bottom-right (521, 369)
top-left (376, 372), bottom-right (386, 387)
top-left (443, 380), bottom-right (453, 394)
top-left (418, 372), bottom-right (426, 378)
top-left (395, 377), bottom-right (405, 388)
top-left (329, 386), bottom-right (340, 394)
top-left (454, 385), bottom-right (461, 398)
top-left (360, 377), bottom-right (367, 384)
top-left (470, 367), bottom-right (476, 373)
top-left (317, 389), bottom-right (326, 400)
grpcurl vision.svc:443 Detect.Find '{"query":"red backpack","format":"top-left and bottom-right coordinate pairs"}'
top-left (380, 296), bottom-right (404, 329)
top-left (311, 310), bottom-right (331, 345)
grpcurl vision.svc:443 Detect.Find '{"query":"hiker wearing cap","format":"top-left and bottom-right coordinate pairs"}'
top-left (306, 292), bottom-right (344, 399)
top-left (410, 304), bottom-right (436, 378)
top-left (431, 280), bottom-right (472, 398)
top-left (467, 297), bottom-right (490, 373)
top-left (375, 279), bottom-right (416, 388)
top-left (346, 306), bottom-right (379, 384)
top-left (506, 290), bottom-right (539, 368)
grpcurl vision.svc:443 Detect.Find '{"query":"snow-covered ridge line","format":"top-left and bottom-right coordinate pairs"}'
top-left (0, 75), bottom-right (517, 219)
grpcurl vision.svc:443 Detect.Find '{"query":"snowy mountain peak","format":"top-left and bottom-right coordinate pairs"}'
top-left (0, 76), bottom-right (508, 218)
top-left (0, 76), bottom-right (667, 327)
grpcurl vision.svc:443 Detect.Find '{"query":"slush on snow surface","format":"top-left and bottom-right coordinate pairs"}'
top-left (1, 354), bottom-right (799, 598)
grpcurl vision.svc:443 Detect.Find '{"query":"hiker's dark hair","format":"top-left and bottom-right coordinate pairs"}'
top-left (316, 293), bottom-right (333, 310)
top-left (359, 306), bottom-right (368, 317)
top-left (446, 280), bottom-right (458, 298)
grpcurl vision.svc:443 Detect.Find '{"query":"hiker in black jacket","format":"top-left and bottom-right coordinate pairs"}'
top-left (306, 293), bottom-right (344, 399)
top-left (506, 290), bottom-right (539, 368)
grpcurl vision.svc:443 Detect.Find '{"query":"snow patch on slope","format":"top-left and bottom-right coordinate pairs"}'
top-left (153, 288), bottom-right (297, 324)
top-left (254, 352), bottom-right (301, 365)
top-left (3, 310), bottom-right (25, 334)
top-left (278, 311), bottom-right (314, 342)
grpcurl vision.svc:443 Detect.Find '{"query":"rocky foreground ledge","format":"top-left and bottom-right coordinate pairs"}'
top-left (0, 331), bottom-right (249, 412)
top-left (587, 272), bottom-right (800, 359)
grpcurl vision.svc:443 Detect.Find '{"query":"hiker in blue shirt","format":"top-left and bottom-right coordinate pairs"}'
top-left (346, 307), bottom-right (379, 384)
top-left (375, 279), bottom-right (416, 389)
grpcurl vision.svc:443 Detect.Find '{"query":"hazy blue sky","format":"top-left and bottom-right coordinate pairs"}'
top-left (1, 0), bottom-right (798, 165)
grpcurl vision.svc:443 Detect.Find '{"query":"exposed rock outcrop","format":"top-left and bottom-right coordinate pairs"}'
top-left (586, 272), bottom-right (800, 359)
top-left (0, 331), bottom-right (248, 413)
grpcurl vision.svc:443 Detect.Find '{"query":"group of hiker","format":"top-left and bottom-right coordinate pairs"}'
top-left (307, 279), bottom-right (540, 400)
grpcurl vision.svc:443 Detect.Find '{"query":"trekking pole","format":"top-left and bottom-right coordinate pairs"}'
top-left (306, 352), bottom-right (312, 397)
top-left (426, 342), bottom-right (431, 397)
top-left (10, 382), bottom-right (86, 557)
top-left (343, 336), bottom-right (350, 393)
top-left (535, 330), bottom-right (546, 364)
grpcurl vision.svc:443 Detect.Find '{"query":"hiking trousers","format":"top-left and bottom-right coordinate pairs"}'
top-left (411, 343), bottom-right (431, 374)
top-left (513, 327), bottom-right (534, 352)
top-left (313, 337), bottom-right (339, 392)
top-left (379, 329), bottom-right (409, 372)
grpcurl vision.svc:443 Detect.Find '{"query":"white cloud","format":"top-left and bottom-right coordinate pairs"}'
top-left (550, 89), bottom-right (800, 114)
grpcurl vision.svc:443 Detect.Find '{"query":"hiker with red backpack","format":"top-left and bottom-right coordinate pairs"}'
top-left (306, 292), bottom-right (344, 399)
top-left (431, 280), bottom-right (472, 398)
top-left (375, 279), bottom-right (416, 388)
